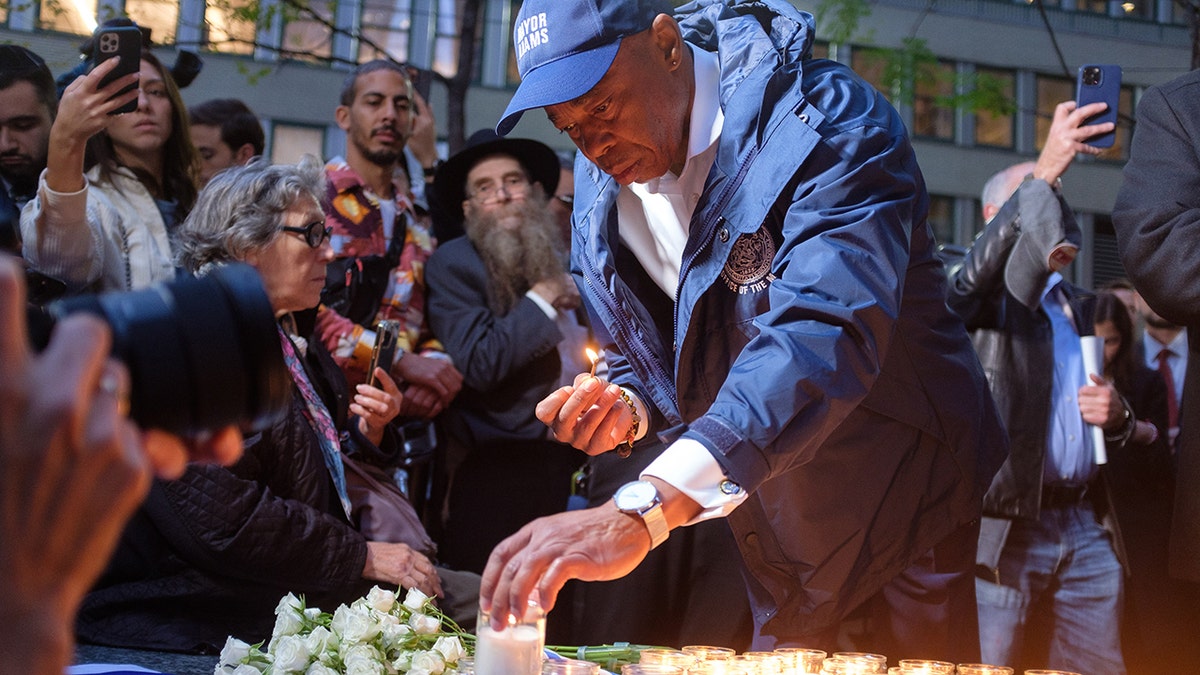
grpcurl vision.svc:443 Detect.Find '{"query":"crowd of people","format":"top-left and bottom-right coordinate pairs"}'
top-left (1, 0), bottom-right (1198, 672)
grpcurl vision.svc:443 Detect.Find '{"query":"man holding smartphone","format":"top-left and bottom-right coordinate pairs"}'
top-left (947, 100), bottom-right (1128, 674)
top-left (314, 60), bottom-right (462, 421)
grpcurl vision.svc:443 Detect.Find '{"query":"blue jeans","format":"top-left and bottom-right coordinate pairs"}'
top-left (977, 502), bottom-right (1126, 675)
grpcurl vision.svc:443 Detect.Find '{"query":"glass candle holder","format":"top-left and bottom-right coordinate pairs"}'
top-left (773, 647), bottom-right (827, 673)
top-left (822, 652), bottom-right (888, 675)
top-left (955, 665), bottom-right (1013, 675)
top-left (896, 659), bottom-right (955, 674)
top-left (683, 645), bottom-right (738, 662)
top-left (639, 648), bottom-right (697, 668)
top-left (621, 666), bottom-right (686, 675)
top-left (474, 601), bottom-right (545, 675)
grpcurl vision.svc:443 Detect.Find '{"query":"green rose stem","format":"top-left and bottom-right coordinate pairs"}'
top-left (544, 643), bottom-right (674, 671)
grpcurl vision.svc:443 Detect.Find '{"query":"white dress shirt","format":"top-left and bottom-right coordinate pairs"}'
top-left (607, 46), bottom-right (749, 522)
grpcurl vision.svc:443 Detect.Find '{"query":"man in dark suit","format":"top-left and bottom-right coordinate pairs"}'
top-left (1112, 67), bottom-right (1200, 668)
top-left (424, 132), bottom-right (588, 579)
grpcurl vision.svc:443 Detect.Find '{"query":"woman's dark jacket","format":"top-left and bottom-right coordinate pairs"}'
top-left (76, 319), bottom-right (394, 654)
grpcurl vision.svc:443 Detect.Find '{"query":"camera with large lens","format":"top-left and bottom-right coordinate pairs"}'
top-left (27, 263), bottom-right (291, 435)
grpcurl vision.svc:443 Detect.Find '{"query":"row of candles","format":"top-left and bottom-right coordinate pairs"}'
top-left (610, 647), bottom-right (1084, 674)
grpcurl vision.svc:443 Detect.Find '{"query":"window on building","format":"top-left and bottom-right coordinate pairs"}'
top-left (271, 123), bottom-right (324, 165)
top-left (359, 0), bottom-right (412, 63)
top-left (281, 0), bottom-right (334, 62)
top-left (912, 60), bottom-right (955, 140)
top-left (973, 67), bottom-right (1015, 148)
top-left (850, 48), bottom-right (890, 100)
top-left (431, 0), bottom-right (462, 79)
top-left (204, 0), bottom-right (257, 55)
top-left (39, 0), bottom-right (98, 34)
top-left (928, 194), bottom-right (956, 246)
top-left (1035, 74), bottom-right (1073, 151)
top-left (1076, 0), bottom-right (1110, 14)
top-left (125, 0), bottom-right (178, 44)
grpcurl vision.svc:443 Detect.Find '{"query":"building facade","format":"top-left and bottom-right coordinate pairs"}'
top-left (1, 0), bottom-right (1191, 286)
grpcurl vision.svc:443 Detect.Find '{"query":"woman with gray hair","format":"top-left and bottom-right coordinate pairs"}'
top-left (75, 157), bottom-right (481, 654)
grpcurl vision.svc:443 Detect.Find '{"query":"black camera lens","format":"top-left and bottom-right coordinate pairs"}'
top-left (1082, 66), bottom-right (1103, 86)
top-left (31, 263), bottom-right (290, 435)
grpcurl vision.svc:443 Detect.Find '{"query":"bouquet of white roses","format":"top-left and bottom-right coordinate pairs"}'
top-left (214, 586), bottom-right (472, 675)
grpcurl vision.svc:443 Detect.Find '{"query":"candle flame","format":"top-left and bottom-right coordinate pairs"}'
top-left (585, 348), bottom-right (598, 377)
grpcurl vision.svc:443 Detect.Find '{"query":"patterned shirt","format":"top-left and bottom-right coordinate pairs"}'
top-left (316, 156), bottom-right (447, 386)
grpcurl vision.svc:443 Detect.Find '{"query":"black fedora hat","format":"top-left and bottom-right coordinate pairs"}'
top-left (433, 129), bottom-right (560, 230)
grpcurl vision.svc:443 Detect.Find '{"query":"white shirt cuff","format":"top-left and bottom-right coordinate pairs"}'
top-left (525, 290), bottom-right (557, 319)
top-left (642, 438), bottom-right (747, 525)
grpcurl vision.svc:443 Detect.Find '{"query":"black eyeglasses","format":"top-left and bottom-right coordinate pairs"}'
top-left (279, 221), bottom-right (333, 248)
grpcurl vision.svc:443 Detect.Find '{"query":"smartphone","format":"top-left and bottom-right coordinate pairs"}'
top-left (92, 25), bottom-right (142, 115)
top-left (1075, 64), bottom-right (1122, 148)
top-left (367, 320), bottom-right (400, 388)
top-left (403, 64), bottom-right (433, 102)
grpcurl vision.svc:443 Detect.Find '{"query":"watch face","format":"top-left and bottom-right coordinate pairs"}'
top-left (615, 480), bottom-right (657, 511)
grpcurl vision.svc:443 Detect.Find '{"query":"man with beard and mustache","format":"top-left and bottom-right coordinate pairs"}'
top-left (315, 61), bottom-right (463, 529)
top-left (0, 46), bottom-right (56, 255)
top-left (424, 131), bottom-right (589, 583)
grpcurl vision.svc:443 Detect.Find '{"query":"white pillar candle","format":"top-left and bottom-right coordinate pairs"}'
top-left (475, 623), bottom-right (543, 675)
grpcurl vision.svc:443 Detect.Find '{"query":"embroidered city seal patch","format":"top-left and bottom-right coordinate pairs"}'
top-left (719, 227), bottom-right (776, 294)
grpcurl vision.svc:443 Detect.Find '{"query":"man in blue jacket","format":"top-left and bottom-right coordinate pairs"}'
top-left (482, 0), bottom-right (1006, 658)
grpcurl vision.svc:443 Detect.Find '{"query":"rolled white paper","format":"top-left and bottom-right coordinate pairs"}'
top-left (1080, 335), bottom-right (1108, 465)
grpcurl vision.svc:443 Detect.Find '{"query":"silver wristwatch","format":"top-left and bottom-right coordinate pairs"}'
top-left (613, 480), bottom-right (669, 549)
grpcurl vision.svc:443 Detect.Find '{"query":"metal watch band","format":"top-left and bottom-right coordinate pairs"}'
top-left (639, 500), bottom-right (669, 550)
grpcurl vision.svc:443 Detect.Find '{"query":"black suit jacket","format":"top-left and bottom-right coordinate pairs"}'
top-left (1113, 68), bottom-right (1200, 581)
top-left (424, 236), bottom-right (567, 445)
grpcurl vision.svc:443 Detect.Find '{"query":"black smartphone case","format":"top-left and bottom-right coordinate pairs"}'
top-left (93, 26), bottom-right (142, 115)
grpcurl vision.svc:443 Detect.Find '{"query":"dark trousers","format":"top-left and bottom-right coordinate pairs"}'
top-left (768, 518), bottom-right (981, 664)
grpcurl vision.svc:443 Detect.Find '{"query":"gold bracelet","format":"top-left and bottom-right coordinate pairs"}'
top-left (617, 388), bottom-right (640, 459)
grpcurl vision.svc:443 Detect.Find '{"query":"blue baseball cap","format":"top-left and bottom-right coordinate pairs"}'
top-left (496, 0), bottom-right (675, 136)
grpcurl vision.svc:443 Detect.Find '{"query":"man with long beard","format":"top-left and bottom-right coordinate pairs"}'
top-left (424, 132), bottom-right (589, 583)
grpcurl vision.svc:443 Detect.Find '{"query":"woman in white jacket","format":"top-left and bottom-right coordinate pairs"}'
top-left (21, 50), bottom-right (198, 292)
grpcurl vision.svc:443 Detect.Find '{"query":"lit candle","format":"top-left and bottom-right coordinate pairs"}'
top-left (474, 622), bottom-right (543, 675)
top-left (585, 347), bottom-right (598, 378)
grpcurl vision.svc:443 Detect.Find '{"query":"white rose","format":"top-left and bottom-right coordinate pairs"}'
top-left (305, 663), bottom-right (339, 675)
top-left (344, 644), bottom-right (385, 675)
top-left (408, 611), bottom-right (440, 635)
top-left (270, 634), bottom-right (311, 673)
top-left (402, 587), bottom-right (429, 611)
top-left (366, 586), bottom-right (397, 613)
top-left (273, 593), bottom-right (306, 637)
top-left (228, 666), bottom-right (265, 675)
top-left (218, 637), bottom-right (254, 666)
top-left (304, 625), bottom-right (336, 656)
top-left (411, 649), bottom-right (445, 673)
top-left (332, 604), bottom-right (381, 645)
top-left (379, 621), bottom-right (413, 652)
top-left (432, 636), bottom-right (465, 663)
